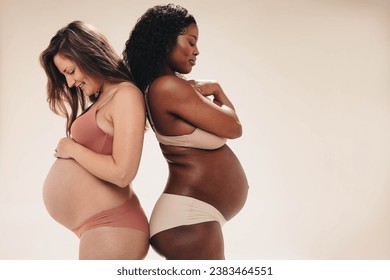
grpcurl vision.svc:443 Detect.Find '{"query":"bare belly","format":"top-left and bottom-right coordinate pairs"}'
top-left (43, 158), bottom-right (131, 230)
top-left (162, 144), bottom-right (249, 220)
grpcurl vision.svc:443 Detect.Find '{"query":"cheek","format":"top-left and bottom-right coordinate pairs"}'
top-left (180, 44), bottom-right (192, 57)
top-left (167, 47), bottom-right (192, 73)
top-left (85, 77), bottom-right (97, 88)
top-left (173, 41), bottom-right (190, 56)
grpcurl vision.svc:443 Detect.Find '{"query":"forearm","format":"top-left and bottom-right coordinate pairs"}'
top-left (186, 79), bottom-right (242, 138)
top-left (71, 143), bottom-right (136, 188)
top-left (212, 89), bottom-right (242, 126)
top-left (213, 87), bottom-right (236, 111)
top-left (197, 81), bottom-right (238, 115)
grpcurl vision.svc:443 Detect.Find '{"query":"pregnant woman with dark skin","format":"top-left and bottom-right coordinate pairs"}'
top-left (124, 4), bottom-right (249, 259)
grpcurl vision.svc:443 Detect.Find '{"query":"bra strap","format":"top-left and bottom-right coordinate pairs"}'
top-left (144, 85), bottom-right (157, 131)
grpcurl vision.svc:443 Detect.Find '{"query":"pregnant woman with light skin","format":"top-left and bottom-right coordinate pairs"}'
top-left (40, 21), bottom-right (149, 259)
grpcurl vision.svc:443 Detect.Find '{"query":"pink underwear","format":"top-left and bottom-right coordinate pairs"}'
top-left (72, 195), bottom-right (149, 238)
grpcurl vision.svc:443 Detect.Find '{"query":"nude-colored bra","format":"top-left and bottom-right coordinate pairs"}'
top-left (145, 91), bottom-right (227, 150)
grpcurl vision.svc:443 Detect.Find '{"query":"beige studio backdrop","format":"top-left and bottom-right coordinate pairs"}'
top-left (0, 0), bottom-right (389, 259)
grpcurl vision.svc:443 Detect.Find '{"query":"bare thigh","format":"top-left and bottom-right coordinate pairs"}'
top-left (150, 221), bottom-right (225, 260)
top-left (79, 227), bottom-right (149, 260)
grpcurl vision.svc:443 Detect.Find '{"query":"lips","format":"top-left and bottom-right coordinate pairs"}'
top-left (77, 82), bottom-right (85, 89)
top-left (189, 59), bottom-right (196, 66)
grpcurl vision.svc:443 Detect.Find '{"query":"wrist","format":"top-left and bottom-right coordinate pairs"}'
top-left (212, 86), bottom-right (224, 101)
top-left (70, 141), bottom-right (82, 160)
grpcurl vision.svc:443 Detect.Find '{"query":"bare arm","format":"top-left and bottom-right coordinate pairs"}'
top-left (55, 85), bottom-right (145, 187)
top-left (189, 79), bottom-right (236, 109)
top-left (150, 76), bottom-right (242, 139)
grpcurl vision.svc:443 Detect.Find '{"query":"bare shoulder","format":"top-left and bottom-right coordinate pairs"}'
top-left (116, 81), bottom-right (142, 97)
top-left (150, 75), bottom-right (187, 89)
top-left (108, 82), bottom-right (142, 105)
top-left (149, 75), bottom-right (194, 100)
top-left (98, 82), bottom-right (143, 116)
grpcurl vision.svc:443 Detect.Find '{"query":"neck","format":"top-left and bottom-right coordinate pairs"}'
top-left (159, 64), bottom-right (176, 76)
top-left (93, 81), bottom-right (117, 101)
top-left (99, 82), bottom-right (116, 96)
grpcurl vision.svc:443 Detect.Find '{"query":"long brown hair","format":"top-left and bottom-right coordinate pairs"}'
top-left (40, 21), bottom-right (132, 135)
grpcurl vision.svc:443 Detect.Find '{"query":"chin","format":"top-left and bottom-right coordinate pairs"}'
top-left (181, 68), bottom-right (192, 74)
top-left (83, 90), bottom-right (93, 97)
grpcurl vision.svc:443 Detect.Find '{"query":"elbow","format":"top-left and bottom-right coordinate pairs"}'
top-left (115, 170), bottom-right (135, 188)
top-left (116, 178), bottom-right (132, 188)
top-left (226, 121), bottom-right (242, 139)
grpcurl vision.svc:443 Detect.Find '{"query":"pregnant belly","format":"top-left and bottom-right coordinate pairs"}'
top-left (43, 158), bottom-right (130, 229)
top-left (164, 145), bottom-right (249, 220)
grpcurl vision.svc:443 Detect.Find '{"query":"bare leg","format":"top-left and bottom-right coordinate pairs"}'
top-left (79, 227), bottom-right (149, 260)
top-left (150, 221), bottom-right (225, 260)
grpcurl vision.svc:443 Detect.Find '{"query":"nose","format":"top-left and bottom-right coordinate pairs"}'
top-left (65, 75), bottom-right (75, 88)
top-left (193, 46), bottom-right (199, 56)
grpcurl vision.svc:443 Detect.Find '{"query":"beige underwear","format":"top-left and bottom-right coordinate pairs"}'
top-left (149, 193), bottom-right (227, 237)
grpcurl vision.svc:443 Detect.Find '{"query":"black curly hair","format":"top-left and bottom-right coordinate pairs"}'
top-left (123, 4), bottom-right (196, 92)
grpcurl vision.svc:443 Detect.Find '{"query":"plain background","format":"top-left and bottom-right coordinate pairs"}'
top-left (0, 0), bottom-right (389, 259)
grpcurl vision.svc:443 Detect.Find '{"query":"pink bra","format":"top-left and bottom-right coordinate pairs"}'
top-left (145, 91), bottom-right (227, 150)
top-left (71, 97), bottom-right (114, 155)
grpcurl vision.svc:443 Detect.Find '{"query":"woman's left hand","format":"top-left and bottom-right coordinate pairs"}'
top-left (54, 137), bottom-right (77, 159)
top-left (189, 80), bottom-right (222, 97)
top-left (189, 80), bottom-right (227, 107)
